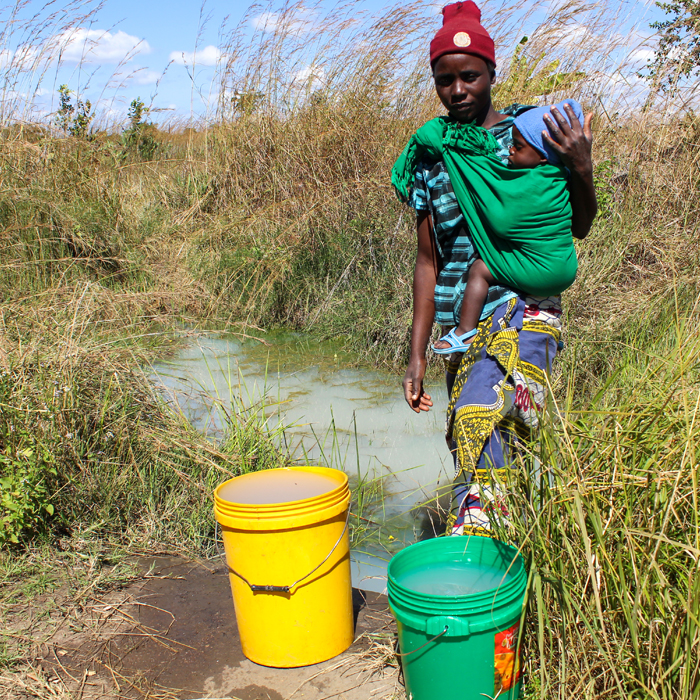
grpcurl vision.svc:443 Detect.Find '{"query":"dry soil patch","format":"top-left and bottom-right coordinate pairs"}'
top-left (29, 556), bottom-right (400, 700)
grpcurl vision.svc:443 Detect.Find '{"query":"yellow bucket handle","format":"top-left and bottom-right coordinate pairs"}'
top-left (217, 513), bottom-right (349, 594)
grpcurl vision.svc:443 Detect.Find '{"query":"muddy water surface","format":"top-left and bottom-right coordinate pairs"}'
top-left (152, 333), bottom-right (453, 592)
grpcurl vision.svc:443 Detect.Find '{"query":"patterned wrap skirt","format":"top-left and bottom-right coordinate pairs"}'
top-left (444, 295), bottom-right (562, 536)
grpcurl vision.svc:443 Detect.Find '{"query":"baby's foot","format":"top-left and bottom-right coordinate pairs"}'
top-left (433, 327), bottom-right (476, 351)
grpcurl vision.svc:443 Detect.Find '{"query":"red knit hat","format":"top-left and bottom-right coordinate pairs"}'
top-left (430, 2), bottom-right (496, 68)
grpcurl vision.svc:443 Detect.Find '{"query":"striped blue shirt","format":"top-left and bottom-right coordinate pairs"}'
top-left (409, 105), bottom-right (535, 326)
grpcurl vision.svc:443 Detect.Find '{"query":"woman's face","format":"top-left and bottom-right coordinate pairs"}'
top-left (432, 53), bottom-right (494, 123)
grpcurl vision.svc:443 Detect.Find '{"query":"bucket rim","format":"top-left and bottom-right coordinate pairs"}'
top-left (387, 535), bottom-right (526, 608)
top-left (215, 466), bottom-right (347, 507)
top-left (214, 466), bottom-right (349, 526)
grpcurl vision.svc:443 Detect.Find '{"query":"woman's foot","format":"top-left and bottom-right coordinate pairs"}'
top-left (433, 327), bottom-right (477, 354)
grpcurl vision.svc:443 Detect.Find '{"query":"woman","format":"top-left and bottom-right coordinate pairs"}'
top-left (401, 1), bottom-right (597, 535)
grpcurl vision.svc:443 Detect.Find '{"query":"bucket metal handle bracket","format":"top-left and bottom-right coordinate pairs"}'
top-left (426, 615), bottom-right (470, 638)
top-left (216, 514), bottom-right (349, 595)
top-left (250, 584), bottom-right (291, 593)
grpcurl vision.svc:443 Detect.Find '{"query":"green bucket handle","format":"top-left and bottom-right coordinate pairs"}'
top-left (426, 615), bottom-right (470, 637)
top-left (394, 602), bottom-right (521, 638)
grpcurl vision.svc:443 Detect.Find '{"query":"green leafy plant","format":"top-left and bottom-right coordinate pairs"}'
top-left (0, 448), bottom-right (57, 546)
top-left (592, 158), bottom-right (619, 220)
top-left (645, 0), bottom-right (700, 89)
top-left (494, 37), bottom-right (587, 105)
top-left (228, 89), bottom-right (265, 116)
top-left (55, 84), bottom-right (93, 138)
top-left (121, 97), bottom-right (158, 161)
top-left (0, 366), bottom-right (59, 547)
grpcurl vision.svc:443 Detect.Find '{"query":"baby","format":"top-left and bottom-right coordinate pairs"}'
top-left (433, 99), bottom-right (585, 354)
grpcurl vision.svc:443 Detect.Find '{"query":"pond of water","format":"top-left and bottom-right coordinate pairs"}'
top-left (151, 332), bottom-right (453, 593)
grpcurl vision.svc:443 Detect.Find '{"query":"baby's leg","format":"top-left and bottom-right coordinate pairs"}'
top-left (434, 259), bottom-right (495, 350)
top-left (457, 259), bottom-right (495, 333)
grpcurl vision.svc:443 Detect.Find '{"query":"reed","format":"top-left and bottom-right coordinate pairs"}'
top-left (489, 305), bottom-right (700, 698)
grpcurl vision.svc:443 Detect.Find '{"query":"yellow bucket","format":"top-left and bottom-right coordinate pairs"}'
top-left (214, 466), bottom-right (354, 667)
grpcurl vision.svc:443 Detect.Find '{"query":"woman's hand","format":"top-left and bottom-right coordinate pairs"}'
top-left (542, 104), bottom-right (598, 240)
top-left (542, 103), bottom-right (593, 176)
top-left (403, 356), bottom-right (433, 413)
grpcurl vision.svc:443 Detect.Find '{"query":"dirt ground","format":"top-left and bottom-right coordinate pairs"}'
top-left (3, 556), bottom-right (402, 700)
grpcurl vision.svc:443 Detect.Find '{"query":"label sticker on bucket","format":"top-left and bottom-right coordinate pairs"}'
top-left (494, 622), bottom-right (522, 693)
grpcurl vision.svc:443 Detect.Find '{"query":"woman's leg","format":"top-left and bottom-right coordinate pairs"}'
top-left (445, 297), bottom-right (561, 536)
top-left (450, 427), bottom-right (517, 535)
top-left (434, 259), bottom-right (495, 350)
top-left (446, 345), bottom-right (517, 535)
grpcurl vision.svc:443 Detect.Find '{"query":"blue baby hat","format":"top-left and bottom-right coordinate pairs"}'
top-left (513, 99), bottom-right (584, 165)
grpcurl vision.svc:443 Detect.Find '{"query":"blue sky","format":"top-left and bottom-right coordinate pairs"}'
top-left (0, 0), bottom-right (667, 126)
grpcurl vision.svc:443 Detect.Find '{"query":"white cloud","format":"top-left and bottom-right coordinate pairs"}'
top-left (99, 106), bottom-right (126, 121)
top-left (56, 28), bottom-right (150, 63)
top-left (668, 45), bottom-right (688, 61)
top-left (542, 22), bottom-right (592, 48)
top-left (0, 87), bottom-right (50, 104)
top-left (2, 45), bottom-right (41, 71)
top-left (251, 7), bottom-right (317, 35)
top-left (629, 47), bottom-right (655, 63)
top-left (588, 68), bottom-right (649, 111)
top-left (0, 27), bottom-right (149, 73)
top-left (133, 69), bottom-right (162, 85)
top-left (614, 27), bottom-right (657, 66)
top-left (293, 65), bottom-right (325, 91)
top-left (169, 45), bottom-right (223, 66)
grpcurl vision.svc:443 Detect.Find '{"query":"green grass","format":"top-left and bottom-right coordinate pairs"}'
top-left (0, 329), bottom-right (291, 550)
top-left (476, 308), bottom-right (700, 698)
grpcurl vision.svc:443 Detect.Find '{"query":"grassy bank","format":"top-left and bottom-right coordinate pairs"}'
top-left (2, 0), bottom-right (700, 696)
top-left (497, 310), bottom-right (700, 698)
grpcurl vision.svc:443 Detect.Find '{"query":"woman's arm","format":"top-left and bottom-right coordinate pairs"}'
top-left (403, 211), bottom-right (438, 413)
top-left (542, 104), bottom-right (597, 241)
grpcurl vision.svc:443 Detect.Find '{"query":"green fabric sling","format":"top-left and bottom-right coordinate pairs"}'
top-left (392, 116), bottom-right (577, 297)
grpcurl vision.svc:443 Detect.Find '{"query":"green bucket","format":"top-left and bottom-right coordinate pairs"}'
top-left (387, 536), bottom-right (527, 700)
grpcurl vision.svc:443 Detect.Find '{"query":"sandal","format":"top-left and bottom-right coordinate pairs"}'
top-left (432, 327), bottom-right (477, 354)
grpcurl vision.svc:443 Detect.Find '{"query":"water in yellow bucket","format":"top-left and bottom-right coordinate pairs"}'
top-left (214, 467), bottom-right (354, 668)
top-left (217, 469), bottom-right (340, 504)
